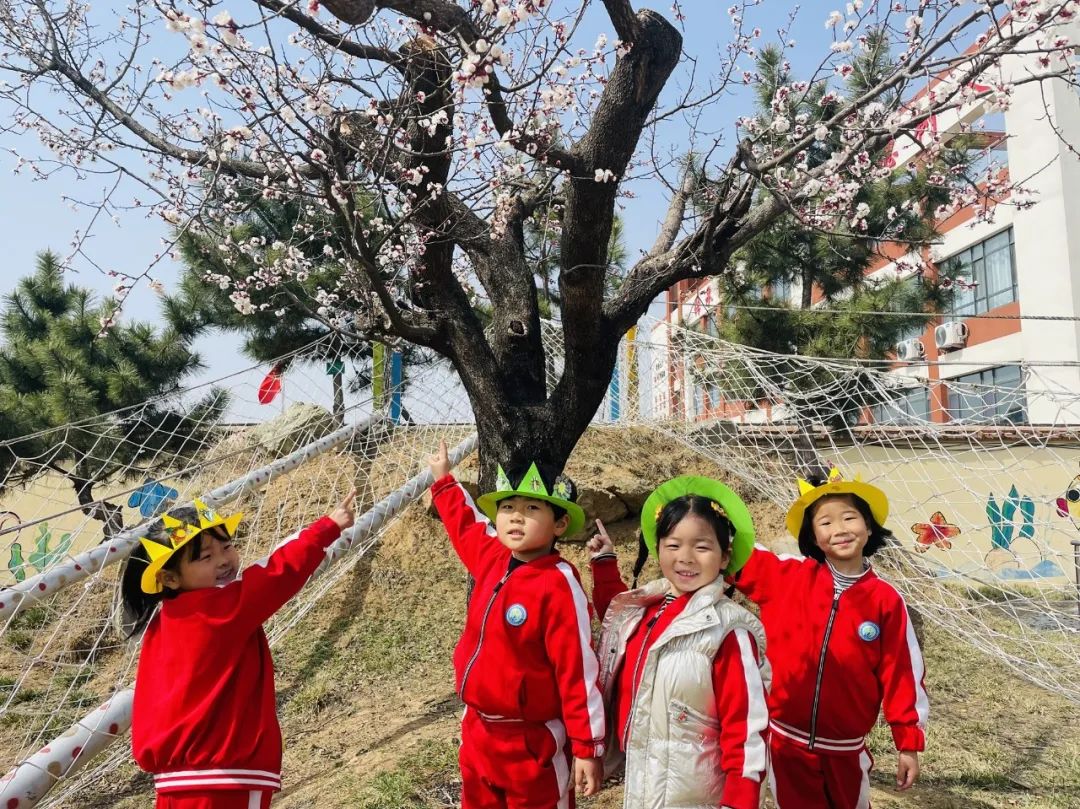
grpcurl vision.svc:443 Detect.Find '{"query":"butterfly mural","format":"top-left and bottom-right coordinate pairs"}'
top-left (910, 511), bottom-right (961, 552)
top-left (128, 479), bottom-right (180, 518)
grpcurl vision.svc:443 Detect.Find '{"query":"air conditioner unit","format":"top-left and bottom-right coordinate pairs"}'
top-left (935, 320), bottom-right (969, 351)
top-left (895, 338), bottom-right (926, 361)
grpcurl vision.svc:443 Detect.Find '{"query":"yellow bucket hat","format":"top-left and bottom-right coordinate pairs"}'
top-left (784, 468), bottom-right (889, 538)
top-left (139, 499), bottom-right (243, 594)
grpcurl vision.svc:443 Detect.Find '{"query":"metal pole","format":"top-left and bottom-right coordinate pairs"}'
top-left (0, 434), bottom-right (479, 808)
top-left (1072, 540), bottom-right (1080, 619)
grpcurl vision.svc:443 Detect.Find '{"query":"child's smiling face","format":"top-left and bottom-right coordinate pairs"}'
top-left (494, 495), bottom-right (568, 562)
top-left (810, 495), bottom-right (869, 568)
top-left (161, 529), bottom-right (240, 592)
top-left (657, 513), bottom-right (730, 595)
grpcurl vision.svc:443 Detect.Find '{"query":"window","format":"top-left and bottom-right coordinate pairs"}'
top-left (964, 140), bottom-right (1008, 182)
top-left (947, 364), bottom-right (1026, 424)
top-left (945, 228), bottom-right (1017, 316)
top-left (771, 277), bottom-right (793, 304)
top-left (707, 383), bottom-right (721, 410)
top-left (873, 386), bottom-right (931, 424)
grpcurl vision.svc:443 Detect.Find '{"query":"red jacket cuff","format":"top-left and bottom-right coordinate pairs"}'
top-left (309, 514), bottom-right (343, 544)
top-left (891, 724), bottom-right (926, 752)
top-left (720, 773), bottom-right (762, 809)
top-left (589, 555), bottom-right (622, 582)
top-left (430, 473), bottom-right (457, 498)
top-left (570, 740), bottom-right (605, 759)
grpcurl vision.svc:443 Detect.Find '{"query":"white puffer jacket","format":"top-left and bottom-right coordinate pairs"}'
top-left (597, 577), bottom-right (770, 809)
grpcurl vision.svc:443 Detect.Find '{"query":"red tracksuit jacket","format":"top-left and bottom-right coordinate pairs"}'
top-left (430, 474), bottom-right (606, 759)
top-left (132, 516), bottom-right (342, 793)
top-left (591, 557), bottom-right (767, 809)
top-left (731, 547), bottom-right (929, 754)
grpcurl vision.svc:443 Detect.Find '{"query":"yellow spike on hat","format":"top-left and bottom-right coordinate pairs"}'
top-left (137, 500), bottom-right (244, 594)
top-left (785, 466), bottom-right (889, 540)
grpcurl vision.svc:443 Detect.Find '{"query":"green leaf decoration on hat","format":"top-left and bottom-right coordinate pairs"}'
top-left (495, 465), bottom-right (512, 492)
top-left (521, 463), bottom-right (547, 494)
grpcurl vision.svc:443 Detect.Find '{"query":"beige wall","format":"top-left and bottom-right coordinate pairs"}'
top-left (832, 445), bottom-right (1080, 584)
top-left (1, 472), bottom-right (167, 586)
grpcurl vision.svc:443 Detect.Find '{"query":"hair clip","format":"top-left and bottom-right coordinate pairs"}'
top-left (710, 500), bottom-right (726, 517)
top-left (654, 504), bottom-right (664, 522)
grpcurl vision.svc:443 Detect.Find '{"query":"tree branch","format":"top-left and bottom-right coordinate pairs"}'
top-left (601, 0), bottom-right (642, 43)
top-left (254, 0), bottom-right (402, 67)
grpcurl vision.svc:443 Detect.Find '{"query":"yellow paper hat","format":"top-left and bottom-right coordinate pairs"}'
top-left (139, 499), bottom-right (243, 594)
top-left (784, 468), bottom-right (889, 539)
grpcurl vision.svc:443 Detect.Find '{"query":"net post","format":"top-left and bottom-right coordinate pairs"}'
top-left (1072, 540), bottom-right (1080, 619)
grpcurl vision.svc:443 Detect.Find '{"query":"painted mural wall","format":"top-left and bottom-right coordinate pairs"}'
top-left (0, 472), bottom-right (178, 586)
top-left (833, 444), bottom-right (1080, 584)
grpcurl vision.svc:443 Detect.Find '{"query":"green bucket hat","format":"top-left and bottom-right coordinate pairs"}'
top-left (476, 463), bottom-right (586, 536)
top-left (640, 476), bottom-right (756, 575)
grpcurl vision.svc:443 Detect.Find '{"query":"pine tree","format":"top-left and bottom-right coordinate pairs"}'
top-left (708, 38), bottom-right (964, 407)
top-left (0, 252), bottom-right (225, 538)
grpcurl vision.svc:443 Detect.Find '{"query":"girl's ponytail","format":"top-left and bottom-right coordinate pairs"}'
top-left (119, 544), bottom-right (167, 638)
top-left (631, 530), bottom-right (649, 588)
top-left (118, 505), bottom-right (201, 638)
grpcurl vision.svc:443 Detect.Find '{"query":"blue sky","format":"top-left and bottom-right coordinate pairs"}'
top-left (0, 0), bottom-right (849, 397)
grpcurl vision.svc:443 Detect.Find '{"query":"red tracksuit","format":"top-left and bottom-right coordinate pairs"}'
top-left (731, 547), bottom-right (929, 809)
top-left (591, 558), bottom-right (768, 809)
top-left (430, 475), bottom-right (606, 809)
top-left (132, 516), bottom-right (342, 809)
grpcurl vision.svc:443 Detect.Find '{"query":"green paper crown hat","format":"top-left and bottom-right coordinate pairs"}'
top-left (476, 463), bottom-right (586, 536)
top-left (640, 475), bottom-right (756, 575)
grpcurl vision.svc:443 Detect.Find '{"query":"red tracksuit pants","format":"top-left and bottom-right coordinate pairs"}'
top-left (460, 708), bottom-right (573, 809)
top-left (768, 735), bottom-right (874, 809)
top-left (156, 790), bottom-right (273, 809)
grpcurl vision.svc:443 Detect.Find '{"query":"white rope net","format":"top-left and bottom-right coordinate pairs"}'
top-left (625, 318), bottom-right (1080, 702)
top-left (2, 317), bottom-right (1080, 806)
top-left (0, 338), bottom-right (478, 806)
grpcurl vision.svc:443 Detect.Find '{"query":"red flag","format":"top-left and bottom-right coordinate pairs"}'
top-left (258, 365), bottom-right (283, 404)
top-left (914, 114), bottom-right (938, 143)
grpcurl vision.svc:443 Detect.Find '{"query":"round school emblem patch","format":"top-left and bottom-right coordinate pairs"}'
top-left (857, 621), bottom-right (880, 642)
top-left (505, 603), bottom-right (528, 627)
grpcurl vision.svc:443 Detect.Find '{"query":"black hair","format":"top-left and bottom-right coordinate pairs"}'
top-left (632, 494), bottom-right (736, 588)
top-left (119, 505), bottom-right (230, 638)
top-left (797, 491), bottom-right (894, 564)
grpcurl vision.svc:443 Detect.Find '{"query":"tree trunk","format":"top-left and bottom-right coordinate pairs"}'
top-left (69, 475), bottom-right (125, 541)
top-left (465, 337), bottom-right (621, 495)
top-left (801, 266), bottom-right (814, 309)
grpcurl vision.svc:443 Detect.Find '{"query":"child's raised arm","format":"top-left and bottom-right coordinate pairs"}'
top-left (726, 543), bottom-right (805, 605)
top-left (587, 519), bottom-right (627, 621)
top-left (230, 489), bottom-right (357, 632)
top-left (428, 440), bottom-right (502, 576)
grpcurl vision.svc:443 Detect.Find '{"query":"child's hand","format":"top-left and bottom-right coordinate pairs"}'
top-left (428, 439), bottom-right (450, 481)
top-left (572, 756), bottom-right (603, 797)
top-left (896, 750), bottom-right (920, 790)
top-left (329, 489), bottom-right (358, 531)
top-left (586, 519), bottom-right (615, 559)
